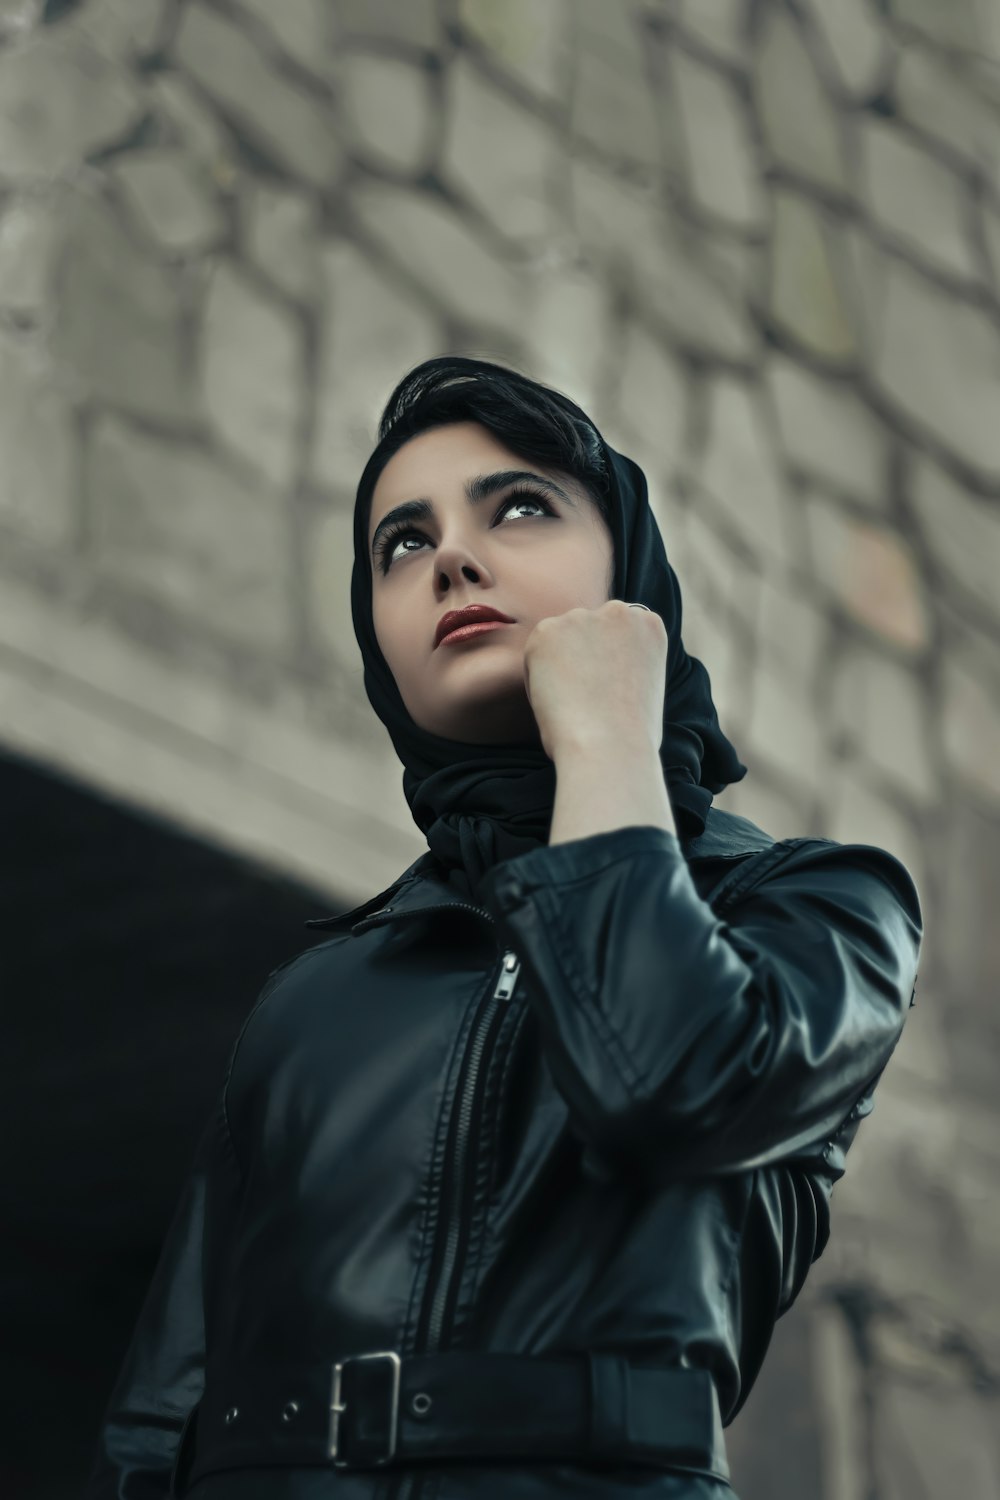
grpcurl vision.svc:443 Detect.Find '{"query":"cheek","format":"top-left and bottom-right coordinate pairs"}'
top-left (376, 610), bottom-right (428, 698)
top-left (524, 539), bottom-right (610, 612)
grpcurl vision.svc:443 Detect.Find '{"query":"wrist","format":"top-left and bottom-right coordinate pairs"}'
top-left (551, 727), bottom-right (662, 765)
top-left (549, 732), bottom-right (676, 846)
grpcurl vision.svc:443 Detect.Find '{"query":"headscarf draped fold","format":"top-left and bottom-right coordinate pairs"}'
top-left (351, 417), bottom-right (747, 906)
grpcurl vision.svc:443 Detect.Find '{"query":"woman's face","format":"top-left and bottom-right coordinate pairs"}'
top-left (368, 420), bottom-right (615, 746)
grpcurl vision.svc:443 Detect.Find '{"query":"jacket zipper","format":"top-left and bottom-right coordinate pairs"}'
top-left (419, 943), bottom-right (522, 1353)
top-left (325, 897), bottom-right (522, 1500)
top-left (351, 900), bottom-right (523, 1350)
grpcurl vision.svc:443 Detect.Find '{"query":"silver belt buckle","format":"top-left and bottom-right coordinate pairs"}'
top-left (329, 1350), bottom-right (402, 1468)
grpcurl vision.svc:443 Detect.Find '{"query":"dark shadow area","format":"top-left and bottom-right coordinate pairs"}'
top-left (0, 746), bottom-right (343, 1498)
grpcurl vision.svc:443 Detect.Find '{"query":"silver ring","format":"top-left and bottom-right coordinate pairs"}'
top-left (627, 602), bottom-right (651, 612)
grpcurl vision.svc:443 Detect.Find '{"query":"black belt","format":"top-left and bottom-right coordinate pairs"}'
top-left (170, 1349), bottom-right (731, 1493)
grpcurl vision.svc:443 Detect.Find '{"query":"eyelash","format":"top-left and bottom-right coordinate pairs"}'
top-left (375, 487), bottom-right (556, 575)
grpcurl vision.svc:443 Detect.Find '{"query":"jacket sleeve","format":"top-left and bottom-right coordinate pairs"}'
top-left (82, 1098), bottom-right (222, 1498)
top-left (477, 826), bottom-right (923, 1183)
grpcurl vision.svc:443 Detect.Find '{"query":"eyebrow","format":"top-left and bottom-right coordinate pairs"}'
top-left (370, 469), bottom-right (577, 563)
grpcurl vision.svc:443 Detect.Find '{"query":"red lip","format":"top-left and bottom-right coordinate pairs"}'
top-left (434, 604), bottom-right (516, 648)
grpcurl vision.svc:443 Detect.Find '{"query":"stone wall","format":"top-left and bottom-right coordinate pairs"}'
top-left (1, 0), bottom-right (999, 1495)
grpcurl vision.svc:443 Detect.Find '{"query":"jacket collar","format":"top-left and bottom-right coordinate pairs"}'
top-left (303, 806), bottom-right (775, 936)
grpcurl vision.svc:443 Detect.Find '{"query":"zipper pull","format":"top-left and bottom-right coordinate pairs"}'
top-left (493, 950), bottom-right (521, 1001)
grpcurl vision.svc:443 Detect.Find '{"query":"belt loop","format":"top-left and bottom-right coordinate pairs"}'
top-left (585, 1352), bottom-right (631, 1460)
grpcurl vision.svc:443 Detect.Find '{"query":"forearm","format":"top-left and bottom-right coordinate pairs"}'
top-left (549, 735), bottom-right (678, 846)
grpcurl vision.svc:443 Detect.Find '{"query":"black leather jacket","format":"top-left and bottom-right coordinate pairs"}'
top-left (85, 809), bottom-right (922, 1500)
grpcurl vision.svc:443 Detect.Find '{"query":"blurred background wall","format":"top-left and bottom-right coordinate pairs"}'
top-left (1, 0), bottom-right (999, 1495)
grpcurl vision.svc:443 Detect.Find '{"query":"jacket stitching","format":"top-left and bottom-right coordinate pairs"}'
top-left (478, 995), bottom-right (532, 1201)
top-left (451, 999), bottom-right (531, 1333)
top-left (704, 837), bottom-right (819, 917)
top-left (535, 836), bottom-right (842, 1122)
top-left (537, 884), bottom-right (648, 1099)
top-left (402, 972), bottom-right (500, 1353)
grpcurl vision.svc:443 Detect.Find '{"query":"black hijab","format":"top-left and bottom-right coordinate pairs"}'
top-left (351, 411), bottom-right (748, 907)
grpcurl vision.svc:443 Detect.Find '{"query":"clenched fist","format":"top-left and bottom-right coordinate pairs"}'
top-left (523, 600), bottom-right (668, 763)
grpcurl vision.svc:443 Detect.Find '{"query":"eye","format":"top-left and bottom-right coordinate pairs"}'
top-left (375, 488), bottom-right (555, 574)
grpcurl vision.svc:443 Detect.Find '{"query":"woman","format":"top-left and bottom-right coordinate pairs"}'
top-left (85, 356), bottom-right (923, 1500)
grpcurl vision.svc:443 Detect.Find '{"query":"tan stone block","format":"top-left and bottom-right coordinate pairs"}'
top-left (765, 352), bottom-right (888, 509)
top-left (697, 377), bottom-right (799, 569)
top-left (983, 194), bottom-right (1000, 295)
top-left (674, 0), bottom-right (747, 67)
top-left (442, 51), bottom-right (560, 240)
top-left (174, 2), bottom-right (342, 189)
top-left (798, 0), bottom-right (888, 98)
top-left (239, 182), bottom-right (321, 303)
top-left (876, 1378), bottom-right (1000, 1500)
top-left (518, 262), bottom-right (612, 418)
top-left (200, 259), bottom-right (304, 488)
top-left (941, 647), bottom-right (1000, 807)
top-left (744, 657), bottom-right (827, 796)
top-left (147, 71), bottom-right (238, 179)
top-left (874, 253), bottom-right (1000, 483)
top-left (569, 157), bottom-right (756, 361)
top-left (909, 455), bottom-right (1000, 629)
top-left (65, 0), bottom-right (168, 58)
top-left (570, 0), bottom-right (660, 168)
top-left (969, 51), bottom-right (1000, 108)
top-left (810, 1302), bottom-right (867, 1500)
top-left (827, 1084), bottom-right (961, 1275)
top-left (616, 321), bottom-right (687, 469)
top-left (333, 0), bottom-right (440, 49)
top-left (947, 1106), bottom-right (1000, 1290)
top-left (111, 147), bottom-right (226, 255)
top-left (895, 44), bottom-right (1000, 197)
top-left (349, 182), bottom-right (523, 333)
top-left (0, 189), bottom-right (63, 314)
top-left (231, 0), bottom-right (331, 75)
top-left (457, 0), bottom-right (570, 101)
top-left (823, 755), bottom-right (927, 922)
top-left (342, 50), bottom-right (434, 175)
top-left (805, 495), bottom-right (930, 653)
top-left (860, 118), bottom-right (980, 281)
top-left (841, 220), bottom-right (891, 368)
top-left (672, 500), bottom-right (747, 618)
top-left (0, 1), bottom-right (43, 44)
top-left (683, 604), bottom-right (744, 743)
top-left (754, 4), bottom-right (850, 192)
top-left (816, 1059), bottom-right (1000, 1365)
top-left (828, 642), bottom-right (938, 807)
top-left (755, 564), bottom-right (829, 684)
top-left (307, 237), bottom-right (439, 493)
top-left (769, 190), bottom-right (859, 361)
top-left (670, 47), bottom-right (766, 229)
top-left (887, 0), bottom-right (1000, 57)
top-left (53, 186), bottom-right (198, 425)
top-left (0, 328), bottom-right (76, 547)
top-left (873, 974), bottom-right (947, 1103)
top-left (0, 27), bottom-right (144, 179)
top-left (302, 505), bottom-right (357, 679)
top-left (85, 414), bottom-right (295, 651)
